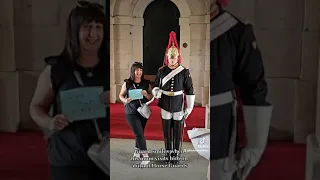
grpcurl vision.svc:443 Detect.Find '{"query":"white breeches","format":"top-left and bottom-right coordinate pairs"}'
top-left (161, 109), bottom-right (184, 120)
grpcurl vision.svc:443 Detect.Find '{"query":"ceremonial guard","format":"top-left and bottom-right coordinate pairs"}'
top-left (210, 0), bottom-right (273, 179)
top-left (152, 31), bottom-right (195, 165)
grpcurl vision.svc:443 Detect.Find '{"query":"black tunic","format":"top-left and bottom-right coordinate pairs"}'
top-left (210, 10), bottom-right (269, 160)
top-left (45, 56), bottom-right (109, 167)
top-left (124, 79), bottom-right (150, 114)
top-left (154, 65), bottom-right (194, 113)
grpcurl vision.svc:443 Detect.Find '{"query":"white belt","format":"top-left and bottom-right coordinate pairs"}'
top-left (210, 91), bottom-right (234, 107)
top-left (162, 90), bottom-right (183, 96)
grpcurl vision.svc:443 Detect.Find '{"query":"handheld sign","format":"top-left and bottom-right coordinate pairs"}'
top-left (59, 86), bottom-right (106, 122)
top-left (128, 89), bottom-right (143, 100)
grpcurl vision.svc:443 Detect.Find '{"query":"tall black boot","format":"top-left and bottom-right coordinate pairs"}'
top-left (162, 119), bottom-right (172, 164)
top-left (172, 120), bottom-right (183, 165)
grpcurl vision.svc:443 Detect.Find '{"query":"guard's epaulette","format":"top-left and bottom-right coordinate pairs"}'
top-left (231, 13), bottom-right (250, 25)
top-left (220, 10), bottom-right (249, 25)
top-left (159, 65), bottom-right (166, 70)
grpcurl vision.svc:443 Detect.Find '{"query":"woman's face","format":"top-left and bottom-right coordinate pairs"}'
top-left (79, 21), bottom-right (104, 52)
top-left (135, 68), bottom-right (143, 78)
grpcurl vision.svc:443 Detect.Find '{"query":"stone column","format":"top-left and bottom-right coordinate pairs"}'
top-left (132, 18), bottom-right (143, 62)
top-left (314, 49), bottom-right (320, 147)
top-left (202, 15), bottom-right (210, 107)
top-left (205, 14), bottom-right (210, 129)
top-left (188, 15), bottom-right (208, 106)
top-left (179, 17), bottom-right (191, 69)
top-left (110, 16), bottom-right (116, 103)
top-left (0, 0), bottom-right (15, 72)
top-left (111, 16), bottom-right (133, 103)
top-left (304, 0), bottom-right (320, 178)
top-left (306, 48), bottom-right (320, 180)
top-left (0, 0), bottom-right (19, 133)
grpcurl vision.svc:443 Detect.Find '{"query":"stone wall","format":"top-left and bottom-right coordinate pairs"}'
top-left (226, 0), bottom-right (320, 143)
top-left (0, 0), bottom-right (106, 132)
top-left (110, 0), bottom-right (210, 107)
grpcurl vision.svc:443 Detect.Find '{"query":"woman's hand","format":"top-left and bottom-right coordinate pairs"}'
top-left (142, 90), bottom-right (148, 97)
top-left (50, 114), bottom-right (69, 130)
top-left (126, 98), bottom-right (132, 103)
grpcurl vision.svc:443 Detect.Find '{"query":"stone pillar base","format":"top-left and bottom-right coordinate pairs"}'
top-left (306, 133), bottom-right (320, 180)
top-left (205, 104), bottom-right (210, 129)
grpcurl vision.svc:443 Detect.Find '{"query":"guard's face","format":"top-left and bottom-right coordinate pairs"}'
top-left (168, 54), bottom-right (178, 65)
top-left (135, 68), bottom-right (143, 78)
top-left (79, 21), bottom-right (104, 52)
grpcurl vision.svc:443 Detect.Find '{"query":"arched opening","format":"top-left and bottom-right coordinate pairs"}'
top-left (143, 0), bottom-right (181, 79)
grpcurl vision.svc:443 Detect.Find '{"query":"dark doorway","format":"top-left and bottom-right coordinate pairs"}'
top-left (143, 0), bottom-right (180, 76)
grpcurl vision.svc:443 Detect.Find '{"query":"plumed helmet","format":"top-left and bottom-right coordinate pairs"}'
top-left (164, 31), bottom-right (182, 65)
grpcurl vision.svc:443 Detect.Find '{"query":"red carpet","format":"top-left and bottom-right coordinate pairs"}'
top-left (0, 132), bottom-right (50, 180)
top-left (110, 103), bottom-right (206, 142)
top-left (0, 132), bottom-right (305, 180)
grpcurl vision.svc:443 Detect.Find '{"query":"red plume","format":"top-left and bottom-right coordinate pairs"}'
top-left (165, 31), bottom-right (182, 65)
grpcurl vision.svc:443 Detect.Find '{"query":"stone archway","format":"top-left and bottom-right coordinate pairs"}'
top-left (131, 0), bottom-right (191, 70)
top-left (143, 0), bottom-right (180, 76)
top-left (133, 0), bottom-right (191, 17)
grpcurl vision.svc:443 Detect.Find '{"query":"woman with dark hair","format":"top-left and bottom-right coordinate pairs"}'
top-left (29, 1), bottom-right (109, 179)
top-left (119, 62), bottom-right (153, 165)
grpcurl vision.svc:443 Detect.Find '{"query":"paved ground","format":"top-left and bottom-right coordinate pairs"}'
top-left (110, 138), bottom-right (208, 180)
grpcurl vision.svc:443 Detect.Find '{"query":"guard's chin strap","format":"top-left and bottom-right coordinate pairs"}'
top-left (168, 63), bottom-right (179, 69)
top-left (210, 4), bottom-right (219, 20)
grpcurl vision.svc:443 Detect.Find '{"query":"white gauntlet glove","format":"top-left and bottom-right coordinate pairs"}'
top-left (152, 87), bottom-right (162, 99)
top-left (184, 108), bottom-right (193, 119)
top-left (237, 148), bottom-right (263, 180)
top-left (184, 95), bottom-right (195, 119)
top-left (237, 105), bottom-right (273, 180)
